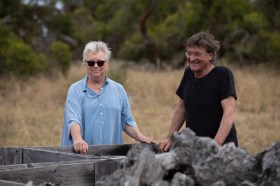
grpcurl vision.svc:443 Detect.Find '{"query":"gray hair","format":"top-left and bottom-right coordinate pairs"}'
top-left (82, 41), bottom-right (112, 62)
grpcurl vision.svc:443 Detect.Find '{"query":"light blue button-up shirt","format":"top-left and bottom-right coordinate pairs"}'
top-left (61, 75), bottom-right (137, 145)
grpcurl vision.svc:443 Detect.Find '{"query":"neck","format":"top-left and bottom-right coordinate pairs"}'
top-left (194, 65), bottom-right (214, 78)
top-left (87, 77), bottom-right (105, 93)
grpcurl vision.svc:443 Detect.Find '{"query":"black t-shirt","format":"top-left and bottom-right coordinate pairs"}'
top-left (176, 66), bottom-right (238, 146)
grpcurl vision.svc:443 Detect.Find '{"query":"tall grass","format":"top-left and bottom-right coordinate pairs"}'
top-left (0, 62), bottom-right (279, 154)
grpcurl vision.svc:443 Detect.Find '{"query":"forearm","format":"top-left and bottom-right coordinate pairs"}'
top-left (215, 113), bottom-right (234, 145)
top-left (124, 125), bottom-right (143, 141)
top-left (166, 100), bottom-right (186, 138)
top-left (70, 123), bottom-right (83, 142)
top-left (215, 97), bottom-right (235, 145)
top-left (124, 125), bottom-right (155, 143)
top-left (159, 99), bottom-right (186, 152)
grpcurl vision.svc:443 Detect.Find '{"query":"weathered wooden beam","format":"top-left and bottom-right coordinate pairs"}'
top-left (0, 148), bottom-right (22, 165)
top-left (0, 179), bottom-right (26, 186)
top-left (0, 164), bottom-right (28, 172)
top-left (0, 143), bottom-right (160, 185)
top-left (22, 148), bottom-right (92, 163)
top-left (0, 159), bottom-right (95, 172)
top-left (33, 143), bottom-right (159, 156)
top-left (33, 144), bottom-right (133, 156)
top-left (0, 159), bottom-right (122, 185)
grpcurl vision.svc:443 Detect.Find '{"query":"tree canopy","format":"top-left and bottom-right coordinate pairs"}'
top-left (0, 0), bottom-right (279, 77)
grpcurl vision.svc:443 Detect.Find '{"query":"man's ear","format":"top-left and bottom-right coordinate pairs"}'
top-left (209, 52), bottom-right (214, 61)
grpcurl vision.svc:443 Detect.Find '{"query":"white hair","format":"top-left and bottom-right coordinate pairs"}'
top-left (82, 41), bottom-right (112, 62)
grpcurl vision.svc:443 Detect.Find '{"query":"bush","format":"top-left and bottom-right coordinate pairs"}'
top-left (50, 41), bottom-right (71, 77)
top-left (118, 32), bottom-right (145, 61)
top-left (266, 32), bottom-right (280, 66)
top-left (3, 38), bottom-right (47, 77)
top-left (251, 31), bottom-right (280, 67)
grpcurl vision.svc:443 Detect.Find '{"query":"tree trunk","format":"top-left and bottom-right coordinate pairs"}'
top-left (139, 0), bottom-right (161, 70)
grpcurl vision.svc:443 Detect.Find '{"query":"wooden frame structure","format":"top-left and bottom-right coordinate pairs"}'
top-left (0, 144), bottom-right (159, 185)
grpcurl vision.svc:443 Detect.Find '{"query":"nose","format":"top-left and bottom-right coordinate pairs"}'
top-left (93, 62), bottom-right (99, 67)
top-left (187, 55), bottom-right (196, 62)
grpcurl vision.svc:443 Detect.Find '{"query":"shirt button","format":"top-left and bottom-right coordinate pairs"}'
top-left (100, 103), bottom-right (102, 106)
top-left (100, 113), bottom-right (103, 115)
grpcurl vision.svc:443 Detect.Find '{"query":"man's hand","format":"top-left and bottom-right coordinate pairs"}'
top-left (73, 138), bottom-right (88, 154)
top-left (159, 137), bottom-right (172, 152)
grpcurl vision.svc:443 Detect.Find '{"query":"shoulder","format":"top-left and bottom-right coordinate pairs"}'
top-left (68, 77), bottom-right (86, 95)
top-left (213, 66), bottom-right (234, 77)
top-left (183, 66), bottom-right (193, 78)
top-left (185, 66), bottom-right (192, 74)
top-left (107, 78), bottom-right (126, 92)
top-left (214, 66), bottom-right (233, 73)
top-left (69, 79), bottom-right (83, 91)
top-left (107, 78), bottom-right (128, 100)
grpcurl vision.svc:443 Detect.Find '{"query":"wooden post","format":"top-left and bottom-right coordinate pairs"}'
top-left (0, 148), bottom-right (22, 165)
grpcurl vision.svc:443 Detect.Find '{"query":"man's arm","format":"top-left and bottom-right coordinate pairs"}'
top-left (70, 124), bottom-right (89, 154)
top-left (159, 98), bottom-right (186, 152)
top-left (214, 96), bottom-right (236, 145)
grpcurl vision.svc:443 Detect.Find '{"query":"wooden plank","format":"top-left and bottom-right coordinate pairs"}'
top-left (0, 179), bottom-right (27, 186)
top-left (0, 148), bottom-right (22, 165)
top-left (0, 144), bottom-right (159, 165)
top-left (22, 148), bottom-right (95, 163)
top-left (0, 143), bottom-right (158, 185)
top-left (0, 159), bottom-right (96, 172)
top-left (26, 159), bottom-right (97, 168)
top-left (0, 164), bottom-right (28, 172)
top-left (0, 159), bottom-right (122, 185)
top-left (34, 143), bottom-right (160, 156)
top-left (88, 144), bottom-right (133, 156)
top-left (34, 144), bottom-right (133, 156)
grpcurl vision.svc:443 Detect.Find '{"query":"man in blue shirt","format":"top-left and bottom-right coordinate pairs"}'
top-left (61, 41), bottom-right (155, 153)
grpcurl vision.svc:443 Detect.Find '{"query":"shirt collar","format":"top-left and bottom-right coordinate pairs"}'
top-left (82, 75), bottom-right (109, 92)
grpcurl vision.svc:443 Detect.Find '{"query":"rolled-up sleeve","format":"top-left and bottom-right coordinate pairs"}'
top-left (121, 87), bottom-right (137, 130)
top-left (61, 85), bottom-right (83, 145)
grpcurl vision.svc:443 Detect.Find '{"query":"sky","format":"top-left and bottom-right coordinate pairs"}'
top-left (21, 0), bottom-right (63, 10)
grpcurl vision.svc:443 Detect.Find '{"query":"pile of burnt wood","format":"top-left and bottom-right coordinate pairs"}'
top-left (97, 128), bottom-right (280, 186)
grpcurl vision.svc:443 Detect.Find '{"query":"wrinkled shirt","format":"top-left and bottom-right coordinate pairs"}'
top-left (61, 76), bottom-right (137, 145)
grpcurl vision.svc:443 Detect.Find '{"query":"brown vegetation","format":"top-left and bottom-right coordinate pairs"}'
top-left (0, 62), bottom-right (279, 154)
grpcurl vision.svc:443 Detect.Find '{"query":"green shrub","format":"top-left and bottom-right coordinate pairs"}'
top-left (50, 41), bottom-right (71, 77)
top-left (251, 31), bottom-right (280, 67)
top-left (118, 32), bottom-right (145, 61)
top-left (265, 31), bottom-right (280, 66)
top-left (3, 39), bottom-right (47, 77)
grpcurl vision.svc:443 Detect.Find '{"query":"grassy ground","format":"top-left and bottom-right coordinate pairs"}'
top-left (0, 62), bottom-right (279, 154)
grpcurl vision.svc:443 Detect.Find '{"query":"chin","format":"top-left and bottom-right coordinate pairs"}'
top-left (189, 65), bottom-right (200, 72)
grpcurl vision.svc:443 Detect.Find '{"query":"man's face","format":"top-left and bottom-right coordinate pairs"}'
top-left (185, 46), bottom-right (213, 74)
top-left (85, 50), bottom-right (108, 80)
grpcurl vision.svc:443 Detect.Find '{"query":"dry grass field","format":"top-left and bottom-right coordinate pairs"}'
top-left (0, 61), bottom-right (279, 154)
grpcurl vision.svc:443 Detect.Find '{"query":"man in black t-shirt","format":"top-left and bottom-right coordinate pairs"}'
top-left (160, 31), bottom-right (238, 152)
